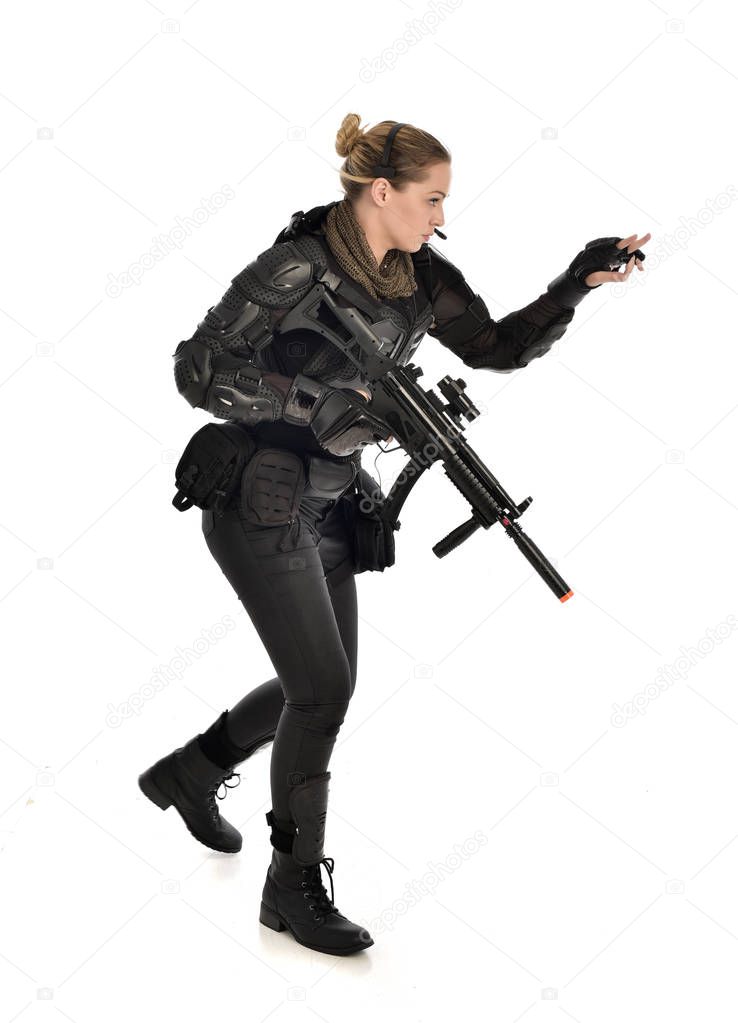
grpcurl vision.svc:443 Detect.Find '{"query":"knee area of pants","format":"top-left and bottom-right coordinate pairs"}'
top-left (295, 670), bottom-right (354, 706)
top-left (285, 699), bottom-right (350, 733)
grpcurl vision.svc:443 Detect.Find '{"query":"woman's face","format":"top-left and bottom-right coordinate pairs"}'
top-left (377, 160), bottom-right (451, 253)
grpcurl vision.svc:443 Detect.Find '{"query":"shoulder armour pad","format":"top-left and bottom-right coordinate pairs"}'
top-left (412, 242), bottom-right (464, 288)
top-left (230, 239), bottom-right (326, 310)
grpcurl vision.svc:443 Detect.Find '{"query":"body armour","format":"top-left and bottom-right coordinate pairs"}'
top-left (172, 200), bottom-right (578, 458)
top-left (271, 201), bottom-right (435, 385)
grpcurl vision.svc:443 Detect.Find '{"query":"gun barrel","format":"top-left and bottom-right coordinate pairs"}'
top-left (500, 516), bottom-right (574, 602)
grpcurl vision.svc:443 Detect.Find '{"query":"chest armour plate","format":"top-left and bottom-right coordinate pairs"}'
top-left (373, 293), bottom-right (435, 367)
top-left (276, 232), bottom-right (435, 375)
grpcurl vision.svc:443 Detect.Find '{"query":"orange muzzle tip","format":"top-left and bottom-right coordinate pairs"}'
top-left (560, 590), bottom-right (574, 603)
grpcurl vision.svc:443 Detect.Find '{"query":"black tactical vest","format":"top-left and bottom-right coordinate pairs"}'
top-left (271, 202), bottom-right (436, 379)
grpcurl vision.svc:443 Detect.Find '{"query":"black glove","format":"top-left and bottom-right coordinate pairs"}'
top-left (547, 236), bottom-right (647, 309)
top-left (308, 388), bottom-right (393, 457)
top-left (265, 372), bottom-right (391, 456)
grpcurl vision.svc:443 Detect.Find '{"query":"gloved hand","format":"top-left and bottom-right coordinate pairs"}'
top-left (309, 387), bottom-right (393, 457)
top-left (570, 235), bottom-right (648, 287)
top-left (263, 372), bottom-right (392, 456)
top-left (547, 232), bottom-right (650, 309)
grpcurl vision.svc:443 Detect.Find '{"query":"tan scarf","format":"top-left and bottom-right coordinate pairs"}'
top-left (324, 198), bottom-right (417, 300)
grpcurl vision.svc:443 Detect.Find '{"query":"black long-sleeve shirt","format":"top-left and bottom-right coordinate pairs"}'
top-left (413, 242), bottom-right (577, 373)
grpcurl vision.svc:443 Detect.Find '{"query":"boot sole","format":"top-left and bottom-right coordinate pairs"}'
top-left (259, 901), bottom-right (374, 956)
top-left (138, 769), bottom-right (242, 855)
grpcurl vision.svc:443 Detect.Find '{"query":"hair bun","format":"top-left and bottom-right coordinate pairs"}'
top-left (336, 112), bottom-right (363, 158)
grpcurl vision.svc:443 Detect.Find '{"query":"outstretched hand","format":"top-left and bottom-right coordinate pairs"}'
top-left (584, 232), bottom-right (651, 287)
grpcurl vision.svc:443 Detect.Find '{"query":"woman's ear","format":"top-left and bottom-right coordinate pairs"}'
top-left (370, 178), bottom-right (390, 206)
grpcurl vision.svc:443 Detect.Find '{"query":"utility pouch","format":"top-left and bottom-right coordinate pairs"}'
top-left (172, 422), bottom-right (257, 515)
top-left (240, 447), bottom-right (307, 527)
top-left (340, 467), bottom-right (397, 573)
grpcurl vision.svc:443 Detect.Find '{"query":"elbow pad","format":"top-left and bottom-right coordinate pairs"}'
top-left (202, 363), bottom-right (291, 423)
top-left (173, 239), bottom-right (322, 421)
top-left (204, 369), bottom-right (332, 426)
top-left (173, 334), bottom-right (290, 424)
top-left (173, 294), bottom-right (275, 416)
top-left (516, 318), bottom-right (572, 366)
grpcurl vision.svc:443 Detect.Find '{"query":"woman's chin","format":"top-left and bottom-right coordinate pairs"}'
top-left (396, 238), bottom-right (426, 254)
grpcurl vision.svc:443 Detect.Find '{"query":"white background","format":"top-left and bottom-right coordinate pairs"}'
top-left (2, 0), bottom-right (738, 1019)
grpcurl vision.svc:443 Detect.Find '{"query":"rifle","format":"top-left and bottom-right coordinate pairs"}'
top-left (283, 273), bottom-right (574, 603)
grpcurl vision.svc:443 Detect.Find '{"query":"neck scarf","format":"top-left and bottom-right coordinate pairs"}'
top-left (323, 198), bottom-right (417, 300)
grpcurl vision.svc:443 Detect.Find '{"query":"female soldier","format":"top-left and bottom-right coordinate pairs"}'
top-left (139, 113), bottom-right (649, 956)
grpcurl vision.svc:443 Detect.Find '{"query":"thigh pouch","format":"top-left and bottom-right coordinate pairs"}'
top-left (240, 447), bottom-right (307, 527)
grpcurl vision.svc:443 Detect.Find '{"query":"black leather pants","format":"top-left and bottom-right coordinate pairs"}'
top-left (200, 466), bottom-right (358, 824)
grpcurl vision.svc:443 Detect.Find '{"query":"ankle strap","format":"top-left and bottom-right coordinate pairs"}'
top-left (265, 810), bottom-right (295, 853)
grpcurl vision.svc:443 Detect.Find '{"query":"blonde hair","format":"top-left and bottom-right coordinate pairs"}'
top-left (335, 113), bottom-right (451, 202)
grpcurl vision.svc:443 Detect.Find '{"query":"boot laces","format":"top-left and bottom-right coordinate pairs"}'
top-left (301, 857), bottom-right (338, 921)
top-left (206, 771), bottom-right (240, 822)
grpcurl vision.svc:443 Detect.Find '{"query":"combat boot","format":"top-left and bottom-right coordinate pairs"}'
top-left (138, 711), bottom-right (255, 853)
top-left (259, 772), bottom-right (374, 955)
